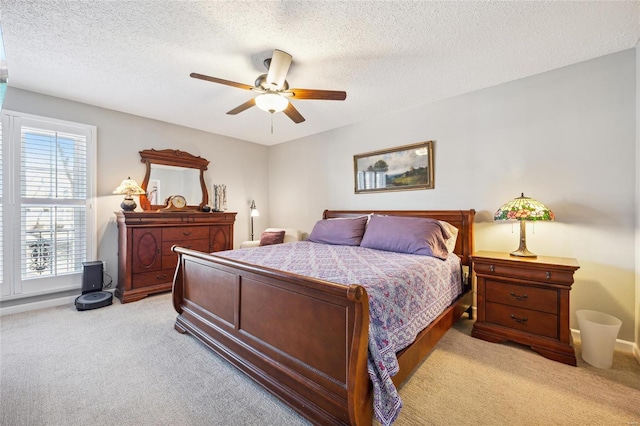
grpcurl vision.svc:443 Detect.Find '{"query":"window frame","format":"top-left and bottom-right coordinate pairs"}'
top-left (1, 110), bottom-right (97, 299)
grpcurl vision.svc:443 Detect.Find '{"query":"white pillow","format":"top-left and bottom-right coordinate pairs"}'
top-left (438, 220), bottom-right (459, 253)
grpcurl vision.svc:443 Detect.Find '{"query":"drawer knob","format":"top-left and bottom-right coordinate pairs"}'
top-left (156, 274), bottom-right (167, 280)
top-left (489, 265), bottom-right (495, 272)
top-left (546, 272), bottom-right (551, 279)
top-left (510, 314), bottom-right (528, 323)
top-left (183, 231), bottom-right (192, 236)
top-left (510, 291), bottom-right (528, 301)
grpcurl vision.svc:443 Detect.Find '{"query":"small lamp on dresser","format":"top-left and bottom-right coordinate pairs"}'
top-left (494, 193), bottom-right (554, 258)
top-left (113, 177), bottom-right (145, 211)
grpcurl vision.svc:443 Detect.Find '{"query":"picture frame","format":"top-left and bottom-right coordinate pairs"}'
top-left (353, 141), bottom-right (434, 194)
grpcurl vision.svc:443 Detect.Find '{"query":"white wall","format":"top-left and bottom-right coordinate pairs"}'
top-left (3, 88), bottom-right (270, 296)
top-left (269, 49), bottom-right (637, 342)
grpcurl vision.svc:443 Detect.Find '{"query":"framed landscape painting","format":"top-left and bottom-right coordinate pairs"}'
top-left (354, 141), bottom-right (434, 194)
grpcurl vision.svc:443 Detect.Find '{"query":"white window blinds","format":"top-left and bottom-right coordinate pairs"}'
top-left (20, 127), bottom-right (88, 278)
top-left (1, 111), bottom-right (96, 298)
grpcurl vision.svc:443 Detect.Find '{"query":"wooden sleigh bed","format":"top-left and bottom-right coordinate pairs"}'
top-left (172, 209), bottom-right (475, 425)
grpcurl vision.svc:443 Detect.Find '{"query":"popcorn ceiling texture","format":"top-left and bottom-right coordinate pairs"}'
top-left (1, 0), bottom-right (638, 145)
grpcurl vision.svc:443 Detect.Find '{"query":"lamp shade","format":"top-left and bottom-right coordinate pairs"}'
top-left (113, 178), bottom-right (145, 211)
top-left (250, 200), bottom-right (259, 217)
top-left (494, 193), bottom-right (554, 222)
top-left (494, 193), bottom-right (553, 258)
top-left (255, 93), bottom-right (289, 113)
top-left (113, 177), bottom-right (145, 196)
top-left (249, 199), bottom-right (259, 240)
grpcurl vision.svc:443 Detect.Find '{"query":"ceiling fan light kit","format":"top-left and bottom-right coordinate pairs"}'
top-left (191, 48), bottom-right (346, 125)
top-left (255, 93), bottom-right (289, 113)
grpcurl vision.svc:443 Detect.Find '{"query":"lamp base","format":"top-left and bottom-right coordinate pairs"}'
top-left (121, 197), bottom-right (137, 212)
top-left (510, 247), bottom-right (537, 258)
top-left (510, 220), bottom-right (537, 258)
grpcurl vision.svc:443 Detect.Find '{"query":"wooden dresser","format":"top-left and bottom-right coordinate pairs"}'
top-left (115, 211), bottom-right (236, 303)
top-left (471, 251), bottom-right (580, 365)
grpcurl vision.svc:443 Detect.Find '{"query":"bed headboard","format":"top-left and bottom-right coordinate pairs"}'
top-left (322, 209), bottom-right (475, 266)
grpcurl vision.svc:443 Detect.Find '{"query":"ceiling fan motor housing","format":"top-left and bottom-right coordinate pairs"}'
top-left (255, 74), bottom-right (288, 91)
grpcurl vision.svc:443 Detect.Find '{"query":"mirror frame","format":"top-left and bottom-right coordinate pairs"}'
top-left (139, 149), bottom-right (209, 211)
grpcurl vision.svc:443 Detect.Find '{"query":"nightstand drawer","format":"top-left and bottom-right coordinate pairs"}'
top-left (485, 302), bottom-right (558, 339)
top-left (486, 281), bottom-right (557, 314)
top-left (474, 262), bottom-right (574, 285)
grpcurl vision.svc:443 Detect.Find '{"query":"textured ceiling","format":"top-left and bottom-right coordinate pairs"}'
top-left (1, 1), bottom-right (638, 146)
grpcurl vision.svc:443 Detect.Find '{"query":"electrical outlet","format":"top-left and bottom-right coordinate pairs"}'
top-left (102, 260), bottom-right (107, 271)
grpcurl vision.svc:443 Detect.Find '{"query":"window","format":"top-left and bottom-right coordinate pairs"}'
top-left (1, 111), bottom-right (96, 298)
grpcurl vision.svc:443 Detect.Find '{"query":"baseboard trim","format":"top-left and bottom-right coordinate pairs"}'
top-left (0, 295), bottom-right (77, 316)
top-left (0, 288), bottom-right (116, 316)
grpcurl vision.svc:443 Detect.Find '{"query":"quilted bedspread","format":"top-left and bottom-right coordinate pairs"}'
top-left (215, 241), bottom-right (462, 425)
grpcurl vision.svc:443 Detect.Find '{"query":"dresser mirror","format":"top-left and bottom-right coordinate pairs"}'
top-left (139, 149), bottom-right (209, 211)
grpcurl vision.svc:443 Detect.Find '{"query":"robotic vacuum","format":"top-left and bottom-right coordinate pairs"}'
top-left (75, 291), bottom-right (113, 311)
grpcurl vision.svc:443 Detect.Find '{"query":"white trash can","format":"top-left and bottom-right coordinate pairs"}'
top-left (576, 310), bottom-right (622, 369)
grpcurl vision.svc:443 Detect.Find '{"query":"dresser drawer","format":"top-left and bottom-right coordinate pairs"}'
top-left (486, 281), bottom-right (557, 314)
top-left (474, 261), bottom-right (574, 285)
top-left (132, 268), bottom-right (175, 289)
top-left (162, 226), bottom-right (209, 242)
top-left (161, 238), bottom-right (210, 256)
top-left (485, 302), bottom-right (558, 339)
top-left (161, 238), bottom-right (210, 269)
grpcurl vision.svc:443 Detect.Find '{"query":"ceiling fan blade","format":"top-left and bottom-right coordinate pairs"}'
top-left (283, 102), bottom-right (305, 124)
top-left (227, 98), bottom-right (256, 115)
top-left (190, 73), bottom-right (254, 91)
top-left (266, 49), bottom-right (292, 90)
top-left (287, 88), bottom-right (347, 101)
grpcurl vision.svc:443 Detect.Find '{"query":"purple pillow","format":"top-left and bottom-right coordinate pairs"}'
top-left (259, 230), bottom-right (285, 246)
top-left (360, 215), bottom-right (450, 259)
top-left (307, 216), bottom-right (368, 246)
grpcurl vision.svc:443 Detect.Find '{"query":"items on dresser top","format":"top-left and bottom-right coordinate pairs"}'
top-left (115, 211), bottom-right (236, 303)
top-left (471, 250), bottom-right (580, 366)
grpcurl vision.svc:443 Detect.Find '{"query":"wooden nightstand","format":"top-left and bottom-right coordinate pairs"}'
top-left (471, 251), bottom-right (580, 366)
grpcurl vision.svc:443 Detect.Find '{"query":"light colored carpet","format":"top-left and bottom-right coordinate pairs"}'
top-left (1, 293), bottom-right (638, 425)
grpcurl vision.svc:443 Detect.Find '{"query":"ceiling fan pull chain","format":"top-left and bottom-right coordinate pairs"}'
top-left (270, 112), bottom-right (274, 134)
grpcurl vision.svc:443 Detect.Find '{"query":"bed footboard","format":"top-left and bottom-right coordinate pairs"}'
top-left (172, 246), bottom-right (373, 425)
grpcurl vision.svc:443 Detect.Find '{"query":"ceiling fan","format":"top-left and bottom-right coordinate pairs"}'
top-left (190, 49), bottom-right (347, 124)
